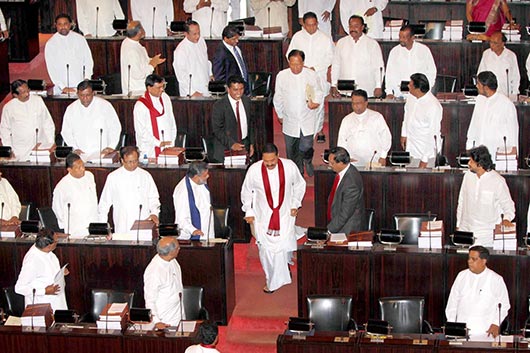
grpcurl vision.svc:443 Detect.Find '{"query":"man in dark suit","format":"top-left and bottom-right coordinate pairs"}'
top-left (213, 25), bottom-right (249, 95)
top-left (211, 75), bottom-right (254, 163)
top-left (327, 146), bottom-right (366, 234)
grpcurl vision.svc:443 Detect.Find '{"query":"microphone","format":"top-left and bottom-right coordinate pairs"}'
top-left (179, 292), bottom-right (184, 335)
top-left (449, 9), bottom-right (453, 41)
top-left (209, 7), bottom-right (215, 39)
top-left (0, 201), bottom-right (4, 239)
top-left (369, 150), bottom-right (377, 171)
top-left (379, 67), bottom-right (383, 94)
top-left (127, 64), bottom-right (131, 97)
top-left (67, 203), bottom-right (71, 241)
top-left (32, 288), bottom-right (36, 330)
top-left (83, 65), bottom-right (86, 80)
top-left (152, 7), bottom-right (156, 38)
top-left (66, 64), bottom-right (70, 98)
top-left (34, 128), bottom-right (39, 164)
top-left (188, 73), bottom-right (192, 98)
top-left (428, 210), bottom-right (432, 252)
top-left (99, 128), bottom-right (103, 166)
top-left (388, 9), bottom-right (392, 41)
top-left (500, 213), bottom-right (505, 254)
top-left (506, 69), bottom-right (510, 97)
top-left (434, 135), bottom-right (439, 169)
top-left (136, 204), bottom-right (143, 244)
top-left (498, 302), bottom-right (502, 343)
top-left (267, 7), bottom-right (271, 39)
top-left (95, 7), bottom-right (99, 38)
top-left (105, 291), bottom-right (110, 333)
top-left (161, 130), bottom-right (167, 167)
top-left (206, 206), bottom-right (213, 246)
top-left (472, 140), bottom-right (476, 148)
top-left (503, 136), bottom-right (508, 173)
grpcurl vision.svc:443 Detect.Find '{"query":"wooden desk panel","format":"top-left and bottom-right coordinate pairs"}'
top-left (0, 327), bottom-right (47, 353)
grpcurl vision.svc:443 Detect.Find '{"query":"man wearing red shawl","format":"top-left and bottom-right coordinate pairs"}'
top-left (241, 143), bottom-right (306, 293)
top-left (466, 0), bottom-right (514, 36)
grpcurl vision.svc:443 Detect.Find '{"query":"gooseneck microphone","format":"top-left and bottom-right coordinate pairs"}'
top-left (67, 203), bottom-right (71, 241)
top-left (161, 130), bottom-right (167, 167)
top-left (99, 128), bottom-right (103, 166)
top-left (500, 213), bottom-right (505, 253)
top-left (206, 206), bottom-right (213, 246)
top-left (267, 7), bottom-right (271, 39)
top-left (105, 291), bottom-right (110, 333)
top-left (498, 302), bottom-right (502, 343)
top-left (506, 69), bottom-right (509, 97)
top-left (0, 202), bottom-right (4, 239)
top-left (34, 128), bottom-right (39, 164)
top-left (428, 210), bottom-right (432, 252)
top-left (66, 64), bottom-right (70, 98)
top-left (137, 204), bottom-right (143, 244)
top-left (152, 7), bottom-right (156, 38)
top-left (379, 67), bottom-right (383, 94)
top-left (31, 288), bottom-right (36, 330)
top-left (503, 136), bottom-right (508, 173)
top-left (179, 292), bottom-right (184, 335)
top-left (209, 7), bottom-right (215, 39)
top-left (127, 64), bottom-right (131, 97)
top-left (369, 150), bottom-right (377, 171)
top-left (188, 73), bottom-right (192, 98)
top-left (434, 135), bottom-right (439, 169)
top-left (95, 7), bottom-right (100, 38)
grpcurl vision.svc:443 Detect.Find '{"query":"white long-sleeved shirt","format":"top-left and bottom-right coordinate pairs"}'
top-left (133, 92), bottom-right (177, 158)
top-left (185, 345), bottom-right (220, 353)
top-left (337, 108), bottom-right (391, 166)
top-left (466, 92), bottom-right (519, 157)
top-left (61, 96), bottom-right (122, 156)
top-left (340, 0), bottom-right (388, 39)
top-left (52, 171), bottom-right (98, 238)
top-left (130, 0), bottom-right (173, 37)
top-left (173, 176), bottom-right (214, 240)
top-left (0, 94), bottom-right (55, 161)
top-left (331, 34), bottom-right (384, 96)
top-left (250, 0), bottom-right (296, 35)
top-left (173, 37), bottom-right (212, 97)
top-left (0, 9), bottom-right (6, 32)
top-left (76, 0), bottom-right (125, 37)
top-left (45, 31), bottom-right (94, 95)
top-left (297, 0), bottom-right (336, 38)
top-left (477, 48), bottom-right (520, 97)
top-left (446, 268), bottom-right (510, 339)
top-left (98, 166), bottom-right (160, 236)
top-left (183, 0), bottom-right (229, 38)
top-left (401, 91), bottom-right (442, 163)
top-left (274, 67), bottom-right (324, 137)
top-left (0, 177), bottom-right (21, 220)
top-left (526, 53), bottom-right (530, 81)
top-left (120, 38), bottom-right (154, 95)
top-left (15, 244), bottom-right (68, 311)
top-left (385, 41), bottom-right (437, 96)
top-left (456, 170), bottom-right (515, 247)
top-left (143, 254), bottom-right (184, 325)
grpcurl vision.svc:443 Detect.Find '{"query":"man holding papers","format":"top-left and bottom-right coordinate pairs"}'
top-left (15, 229), bottom-right (69, 311)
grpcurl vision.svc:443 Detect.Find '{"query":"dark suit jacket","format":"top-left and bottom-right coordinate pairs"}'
top-left (210, 94), bottom-right (254, 163)
top-left (327, 164), bottom-right (366, 234)
top-left (212, 42), bottom-right (249, 94)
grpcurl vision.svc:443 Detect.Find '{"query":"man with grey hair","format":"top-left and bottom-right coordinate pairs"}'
top-left (173, 161), bottom-right (214, 240)
top-left (144, 236), bottom-right (184, 329)
top-left (120, 21), bottom-right (166, 94)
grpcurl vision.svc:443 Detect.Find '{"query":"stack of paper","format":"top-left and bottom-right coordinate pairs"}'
top-left (224, 150), bottom-right (247, 166)
top-left (347, 231), bottom-right (373, 248)
top-left (0, 224), bottom-right (18, 238)
top-left (382, 20), bottom-right (403, 40)
top-left (328, 233), bottom-right (347, 245)
top-left (84, 151), bottom-right (119, 164)
top-left (244, 25), bottom-right (263, 38)
top-left (418, 220), bottom-right (444, 249)
top-left (21, 303), bottom-right (53, 328)
top-left (263, 26), bottom-right (283, 38)
top-left (493, 223), bottom-right (517, 251)
top-left (29, 143), bottom-right (53, 163)
top-left (443, 20), bottom-right (463, 40)
top-left (496, 146), bottom-right (518, 171)
top-left (96, 303), bottom-right (129, 331)
top-left (502, 24), bottom-right (521, 41)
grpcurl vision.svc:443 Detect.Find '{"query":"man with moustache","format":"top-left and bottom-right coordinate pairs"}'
top-left (297, 0), bottom-right (336, 38)
top-left (385, 25), bottom-right (437, 99)
top-left (213, 25), bottom-right (249, 94)
top-left (331, 15), bottom-right (384, 98)
top-left (340, 0), bottom-right (387, 39)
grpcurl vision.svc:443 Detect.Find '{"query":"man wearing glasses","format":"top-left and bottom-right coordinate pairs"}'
top-left (98, 146), bottom-right (161, 236)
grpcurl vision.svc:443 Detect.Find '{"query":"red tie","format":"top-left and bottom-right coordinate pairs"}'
top-left (327, 174), bottom-right (340, 222)
top-left (235, 101), bottom-right (242, 141)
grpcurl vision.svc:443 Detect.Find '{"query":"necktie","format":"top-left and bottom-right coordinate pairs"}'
top-left (235, 101), bottom-right (242, 141)
top-left (233, 46), bottom-right (248, 81)
top-left (327, 174), bottom-right (340, 222)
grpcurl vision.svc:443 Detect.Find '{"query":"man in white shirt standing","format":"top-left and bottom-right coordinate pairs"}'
top-left (15, 229), bottom-right (69, 311)
top-left (120, 21), bottom-right (166, 95)
top-left (61, 80), bottom-right (122, 159)
top-left (338, 89), bottom-right (391, 167)
top-left (297, 0), bottom-right (336, 38)
top-left (133, 74), bottom-right (177, 159)
top-left (173, 21), bottom-right (212, 97)
top-left (0, 171), bottom-right (21, 224)
top-left (466, 71), bottom-right (519, 157)
top-left (385, 25), bottom-right (437, 99)
top-left (76, 0), bottom-right (125, 37)
top-left (446, 246), bottom-right (510, 339)
top-left (241, 143), bottom-right (306, 293)
top-left (288, 11), bottom-right (334, 143)
top-left (0, 8), bottom-right (9, 38)
top-left (250, 0), bottom-right (296, 35)
top-left (183, 0), bottom-right (228, 38)
top-left (331, 15), bottom-right (384, 98)
top-left (98, 146), bottom-right (161, 236)
top-left (143, 236), bottom-right (184, 329)
top-left (340, 0), bottom-right (387, 39)
top-left (173, 162), bottom-right (214, 241)
top-left (45, 13), bottom-right (93, 95)
top-left (0, 80), bottom-right (55, 161)
top-left (477, 31), bottom-right (520, 98)
top-left (400, 73), bottom-right (442, 168)
top-left (456, 146), bottom-right (515, 247)
top-left (274, 50), bottom-right (324, 177)
top-left (130, 0), bottom-right (173, 38)
top-left (52, 153), bottom-right (98, 238)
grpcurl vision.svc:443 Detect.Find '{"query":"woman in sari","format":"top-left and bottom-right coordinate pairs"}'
top-left (466, 0), bottom-right (513, 36)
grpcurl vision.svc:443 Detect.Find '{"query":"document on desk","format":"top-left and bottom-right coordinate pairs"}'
top-left (54, 264), bottom-right (68, 293)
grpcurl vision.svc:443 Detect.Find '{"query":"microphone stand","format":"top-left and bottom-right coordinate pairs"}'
top-left (31, 288), bottom-right (35, 331)
top-left (498, 303), bottom-right (502, 345)
top-left (83, 65), bottom-right (86, 80)
top-left (161, 130), bottom-right (167, 167)
top-left (96, 7), bottom-right (99, 38)
top-left (379, 67), bottom-right (383, 99)
top-left (188, 73), bottom-right (192, 98)
top-left (428, 211), bottom-right (432, 252)
top-left (206, 206), bottom-right (213, 246)
top-left (67, 203), bottom-right (71, 242)
top-left (434, 135), bottom-right (439, 170)
top-left (210, 7), bottom-right (215, 39)
top-left (137, 204), bottom-right (143, 245)
top-left (369, 150), bottom-right (377, 171)
top-left (99, 128), bottom-right (103, 166)
top-left (127, 65), bottom-right (131, 97)
top-left (506, 69), bottom-right (510, 98)
top-left (66, 64), bottom-right (70, 98)
top-left (152, 7), bottom-right (156, 39)
top-left (105, 291), bottom-right (110, 333)
top-left (0, 202), bottom-right (4, 239)
top-left (388, 9), bottom-right (392, 41)
top-left (177, 292), bottom-right (184, 335)
top-left (35, 128), bottom-right (39, 165)
top-left (503, 136), bottom-right (508, 173)
top-left (449, 10), bottom-right (453, 41)
top-left (267, 7), bottom-right (271, 39)
top-left (501, 213), bottom-right (505, 254)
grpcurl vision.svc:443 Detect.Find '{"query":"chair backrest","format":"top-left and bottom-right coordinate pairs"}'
top-left (393, 213), bottom-right (437, 245)
top-left (37, 207), bottom-right (63, 233)
top-left (115, 131), bottom-right (128, 150)
top-left (163, 75), bottom-right (180, 96)
top-left (379, 296), bottom-right (425, 333)
top-left (89, 289), bottom-right (135, 322)
top-left (366, 208), bottom-right (375, 231)
top-left (19, 202), bottom-right (31, 221)
top-left (55, 133), bottom-right (66, 147)
top-left (248, 72), bottom-right (272, 97)
top-left (183, 286), bottom-right (208, 320)
top-left (434, 75), bottom-right (457, 94)
top-left (307, 295), bottom-right (353, 331)
top-left (175, 132), bottom-right (187, 148)
top-left (212, 206), bottom-right (231, 239)
top-left (3, 286), bottom-right (25, 317)
top-left (99, 73), bottom-right (122, 95)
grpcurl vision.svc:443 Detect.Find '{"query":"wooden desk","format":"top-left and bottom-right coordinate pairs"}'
top-left (0, 40), bottom-right (8, 102)
top-left (43, 95), bottom-right (273, 157)
top-left (0, 237), bottom-right (235, 325)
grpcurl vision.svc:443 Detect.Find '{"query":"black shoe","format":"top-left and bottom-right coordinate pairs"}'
top-left (304, 160), bottom-right (314, 177)
top-left (316, 134), bottom-right (326, 143)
